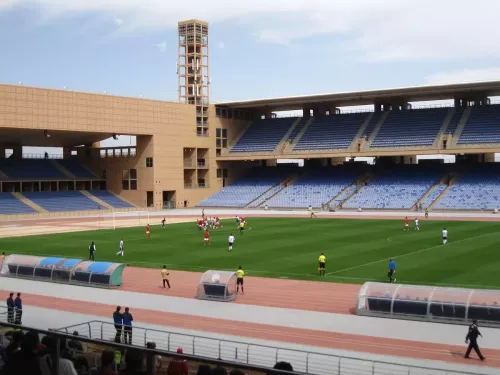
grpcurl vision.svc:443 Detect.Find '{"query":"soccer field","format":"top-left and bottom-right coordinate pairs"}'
top-left (1, 217), bottom-right (500, 288)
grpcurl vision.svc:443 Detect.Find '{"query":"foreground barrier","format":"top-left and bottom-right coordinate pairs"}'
top-left (357, 282), bottom-right (500, 328)
top-left (55, 320), bottom-right (481, 375)
top-left (0, 254), bottom-right (125, 288)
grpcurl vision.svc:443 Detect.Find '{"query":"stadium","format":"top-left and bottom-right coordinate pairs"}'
top-left (1, 18), bottom-right (500, 375)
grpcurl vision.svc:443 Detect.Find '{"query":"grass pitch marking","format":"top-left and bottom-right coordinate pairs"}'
top-left (326, 231), bottom-right (500, 276)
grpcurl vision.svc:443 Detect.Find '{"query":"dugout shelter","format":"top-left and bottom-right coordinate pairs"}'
top-left (196, 270), bottom-right (237, 302)
top-left (0, 254), bottom-right (126, 288)
top-left (356, 282), bottom-right (500, 328)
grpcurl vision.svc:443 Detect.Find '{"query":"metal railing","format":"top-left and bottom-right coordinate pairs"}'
top-left (0, 321), bottom-right (292, 375)
top-left (55, 320), bottom-right (480, 375)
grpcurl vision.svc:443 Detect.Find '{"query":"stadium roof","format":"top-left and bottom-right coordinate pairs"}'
top-left (216, 80), bottom-right (500, 111)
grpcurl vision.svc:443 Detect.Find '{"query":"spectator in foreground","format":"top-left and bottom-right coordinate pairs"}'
top-left (211, 366), bottom-right (228, 375)
top-left (4, 331), bottom-right (23, 361)
top-left (68, 331), bottom-right (84, 352)
top-left (273, 362), bottom-right (293, 372)
top-left (2, 331), bottom-right (42, 375)
top-left (166, 348), bottom-right (188, 375)
top-left (97, 350), bottom-right (116, 375)
top-left (39, 337), bottom-right (78, 375)
top-left (119, 349), bottom-right (146, 375)
top-left (196, 364), bottom-right (212, 375)
top-left (74, 356), bottom-right (89, 375)
top-left (145, 342), bottom-right (161, 374)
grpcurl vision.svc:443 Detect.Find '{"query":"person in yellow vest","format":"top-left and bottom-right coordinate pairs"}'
top-left (161, 265), bottom-right (170, 289)
top-left (236, 266), bottom-right (245, 294)
top-left (318, 253), bottom-right (326, 277)
top-left (0, 252), bottom-right (6, 268)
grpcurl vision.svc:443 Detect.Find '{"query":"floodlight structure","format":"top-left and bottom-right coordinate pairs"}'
top-left (196, 270), bottom-right (237, 302)
top-left (177, 19), bottom-right (210, 137)
top-left (356, 282), bottom-right (500, 328)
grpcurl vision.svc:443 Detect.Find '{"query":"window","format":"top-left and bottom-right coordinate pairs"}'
top-left (130, 169), bottom-right (137, 179)
top-left (216, 128), bottom-right (228, 149)
top-left (130, 180), bottom-right (137, 190)
top-left (146, 157), bottom-right (153, 168)
top-left (122, 180), bottom-right (129, 190)
top-left (217, 168), bottom-right (222, 178)
top-left (122, 169), bottom-right (138, 191)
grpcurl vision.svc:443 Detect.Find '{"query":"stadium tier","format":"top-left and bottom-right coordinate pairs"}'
top-left (458, 104), bottom-right (500, 144)
top-left (344, 167), bottom-right (443, 209)
top-left (0, 159), bottom-right (65, 180)
top-left (362, 112), bottom-right (382, 138)
top-left (264, 168), bottom-right (360, 208)
top-left (197, 169), bottom-right (292, 207)
top-left (58, 158), bottom-right (97, 178)
top-left (293, 113), bottom-right (367, 150)
top-left (371, 108), bottom-right (449, 148)
top-left (287, 117), bottom-right (308, 143)
top-left (230, 117), bottom-right (298, 152)
top-left (444, 108), bottom-right (464, 135)
top-left (90, 190), bottom-right (133, 208)
top-left (435, 164), bottom-right (500, 210)
top-left (22, 191), bottom-right (100, 212)
top-left (0, 193), bottom-right (36, 214)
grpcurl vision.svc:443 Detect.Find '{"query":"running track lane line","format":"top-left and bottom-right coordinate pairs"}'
top-left (325, 231), bottom-right (500, 276)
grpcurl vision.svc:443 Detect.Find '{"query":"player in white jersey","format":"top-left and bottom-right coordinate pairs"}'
top-left (228, 234), bottom-right (235, 252)
top-left (442, 228), bottom-right (448, 245)
top-left (415, 218), bottom-right (419, 231)
top-left (116, 239), bottom-right (124, 256)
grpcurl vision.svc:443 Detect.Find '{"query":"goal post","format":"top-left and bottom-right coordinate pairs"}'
top-left (107, 210), bottom-right (151, 230)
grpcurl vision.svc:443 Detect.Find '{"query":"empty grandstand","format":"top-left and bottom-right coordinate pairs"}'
top-left (0, 193), bottom-right (35, 214)
top-left (371, 108), bottom-right (449, 148)
top-left (435, 164), bottom-right (500, 210)
top-left (458, 104), bottom-right (500, 145)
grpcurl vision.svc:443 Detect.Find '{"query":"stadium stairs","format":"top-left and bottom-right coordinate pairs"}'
top-left (363, 111), bottom-right (390, 150)
top-left (449, 107), bottom-right (472, 147)
top-left (431, 108), bottom-right (456, 148)
top-left (11, 192), bottom-right (48, 213)
top-left (282, 117), bottom-right (313, 153)
top-left (245, 174), bottom-right (299, 208)
top-left (80, 190), bottom-right (113, 209)
top-left (350, 112), bottom-right (375, 150)
top-left (0, 170), bottom-right (8, 179)
top-left (339, 173), bottom-right (375, 207)
top-left (428, 172), bottom-right (463, 209)
top-left (50, 160), bottom-right (76, 179)
top-left (274, 117), bottom-right (303, 154)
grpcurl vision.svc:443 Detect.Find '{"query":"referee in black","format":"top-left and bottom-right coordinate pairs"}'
top-left (89, 241), bottom-right (96, 261)
top-left (464, 320), bottom-right (485, 361)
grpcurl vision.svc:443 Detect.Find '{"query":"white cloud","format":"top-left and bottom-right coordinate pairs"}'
top-left (154, 40), bottom-right (167, 52)
top-left (426, 68), bottom-right (500, 85)
top-left (114, 17), bottom-right (123, 26)
top-left (218, 41), bottom-right (225, 49)
top-left (3, 0), bottom-right (500, 62)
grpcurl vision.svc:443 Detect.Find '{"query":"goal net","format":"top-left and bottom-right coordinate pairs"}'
top-left (94, 210), bottom-right (152, 230)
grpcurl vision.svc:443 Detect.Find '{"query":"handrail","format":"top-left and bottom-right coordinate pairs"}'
top-left (55, 320), bottom-right (481, 375)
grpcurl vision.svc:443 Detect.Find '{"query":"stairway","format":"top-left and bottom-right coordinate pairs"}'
top-left (50, 160), bottom-right (75, 179)
top-left (284, 117), bottom-right (314, 153)
top-left (0, 170), bottom-right (8, 180)
top-left (245, 174), bottom-right (299, 208)
top-left (275, 117), bottom-right (302, 154)
top-left (81, 191), bottom-right (113, 210)
top-left (11, 192), bottom-right (48, 213)
top-left (350, 113), bottom-right (375, 150)
top-left (365, 111), bottom-right (390, 149)
top-left (428, 173), bottom-right (462, 209)
top-left (450, 107), bottom-right (471, 147)
top-left (432, 107), bottom-right (455, 148)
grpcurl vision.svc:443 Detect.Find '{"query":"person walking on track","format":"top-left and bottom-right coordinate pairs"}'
top-left (465, 320), bottom-right (485, 361)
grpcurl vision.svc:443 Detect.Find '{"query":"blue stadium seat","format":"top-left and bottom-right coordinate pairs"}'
top-left (294, 113), bottom-right (367, 150)
top-left (231, 118), bottom-right (297, 152)
top-left (0, 159), bottom-right (65, 179)
top-left (458, 105), bottom-right (500, 144)
top-left (445, 108), bottom-right (464, 135)
top-left (371, 108), bottom-right (448, 148)
top-left (197, 169), bottom-right (290, 207)
top-left (90, 190), bottom-right (133, 208)
top-left (435, 164), bottom-right (500, 210)
top-left (345, 167), bottom-right (443, 209)
top-left (58, 159), bottom-right (96, 178)
top-left (23, 191), bottom-right (101, 212)
top-left (265, 168), bottom-right (360, 208)
top-left (0, 193), bottom-right (35, 214)
top-left (421, 184), bottom-right (448, 209)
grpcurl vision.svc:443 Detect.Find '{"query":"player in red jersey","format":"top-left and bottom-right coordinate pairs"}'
top-left (203, 230), bottom-right (210, 245)
top-left (404, 217), bottom-right (409, 231)
top-left (197, 219), bottom-right (204, 231)
top-left (146, 224), bottom-right (151, 238)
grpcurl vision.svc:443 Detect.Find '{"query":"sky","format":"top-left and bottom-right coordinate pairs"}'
top-left (2, 0), bottom-right (500, 155)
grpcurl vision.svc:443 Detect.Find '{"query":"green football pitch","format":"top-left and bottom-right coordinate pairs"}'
top-left (1, 217), bottom-right (500, 288)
